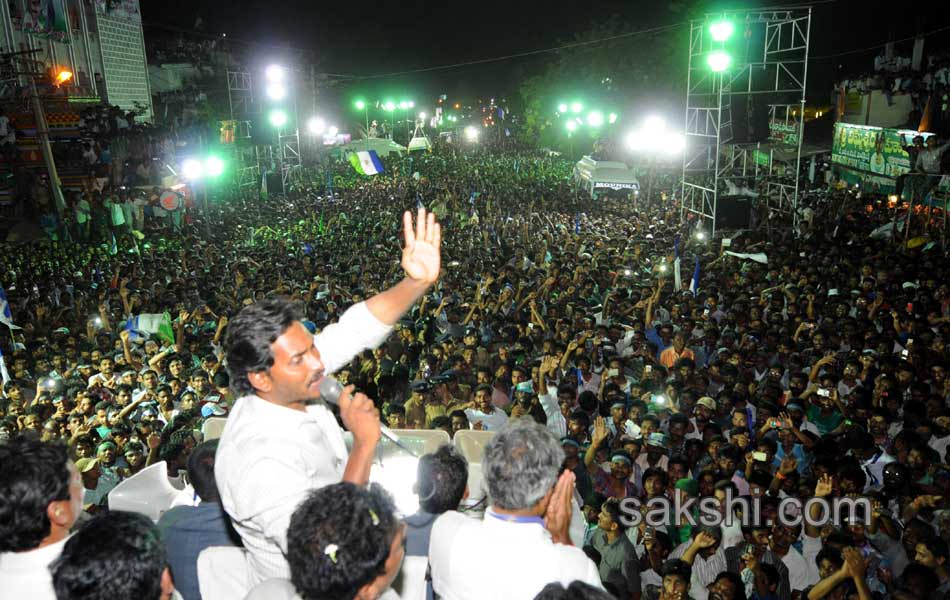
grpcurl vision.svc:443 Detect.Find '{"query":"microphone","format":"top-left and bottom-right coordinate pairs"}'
top-left (318, 376), bottom-right (417, 456)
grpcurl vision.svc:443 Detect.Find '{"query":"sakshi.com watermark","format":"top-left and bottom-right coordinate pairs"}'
top-left (616, 490), bottom-right (873, 529)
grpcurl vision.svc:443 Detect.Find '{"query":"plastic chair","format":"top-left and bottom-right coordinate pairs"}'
top-left (197, 546), bottom-right (250, 600)
top-left (342, 429), bottom-right (450, 457)
top-left (202, 417), bottom-right (228, 441)
top-left (452, 429), bottom-right (494, 464)
top-left (392, 555), bottom-right (429, 600)
top-left (107, 461), bottom-right (179, 522)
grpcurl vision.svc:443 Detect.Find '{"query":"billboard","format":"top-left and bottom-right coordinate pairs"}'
top-left (831, 123), bottom-right (927, 178)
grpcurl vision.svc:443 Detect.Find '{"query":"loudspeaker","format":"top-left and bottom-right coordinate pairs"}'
top-left (716, 195), bottom-right (753, 230)
top-left (729, 94), bottom-right (770, 144)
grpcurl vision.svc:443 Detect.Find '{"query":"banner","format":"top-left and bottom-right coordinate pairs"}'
top-left (94, 0), bottom-right (141, 23)
top-left (19, 0), bottom-right (68, 39)
top-left (769, 121), bottom-right (799, 147)
top-left (830, 123), bottom-right (948, 193)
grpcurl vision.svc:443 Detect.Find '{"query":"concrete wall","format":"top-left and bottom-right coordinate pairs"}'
top-left (842, 90), bottom-right (915, 129)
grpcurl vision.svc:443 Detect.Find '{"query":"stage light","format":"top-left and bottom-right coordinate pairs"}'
top-left (265, 82), bottom-right (287, 101)
top-left (707, 51), bottom-right (731, 72)
top-left (384, 101), bottom-right (395, 111)
top-left (408, 101), bottom-right (415, 108)
top-left (204, 156), bottom-right (224, 178)
top-left (182, 159), bottom-right (203, 180)
top-left (269, 109), bottom-right (288, 128)
top-left (667, 134), bottom-right (686, 154)
top-left (558, 103), bottom-right (568, 113)
top-left (587, 111), bottom-right (604, 127)
top-left (354, 100), bottom-right (366, 110)
top-left (464, 126), bottom-right (479, 141)
top-left (399, 101), bottom-right (408, 110)
top-left (570, 101), bottom-right (583, 113)
top-left (419, 112), bottom-right (426, 119)
top-left (327, 126), bottom-right (339, 137)
top-left (624, 130), bottom-right (646, 152)
top-left (265, 64), bottom-right (285, 82)
top-left (566, 120), bottom-right (577, 132)
top-left (644, 116), bottom-right (665, 132)
top-left (307, 117), bottom-right (326, 135)
top-left (709, 20), bottom-right (735, 42)
top-left (695, 231), bottom-right (706, 241)
top-left (608, 112), bottom-right (618, 124)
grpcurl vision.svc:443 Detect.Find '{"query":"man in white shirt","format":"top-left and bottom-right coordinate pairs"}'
top-left (464, 383), bottom-right (509, 431)
top-left (0, 437), bottom-right (84, 600)
top-left (216, 208), bottom-right (443, 587)
top-left (429, 419), bottom-right (603, 599)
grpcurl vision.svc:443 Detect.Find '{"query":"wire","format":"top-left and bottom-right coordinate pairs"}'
top-left (327, 22), bottom-right (688, 81)
top-left (810, 24), bottom-right (950, 60)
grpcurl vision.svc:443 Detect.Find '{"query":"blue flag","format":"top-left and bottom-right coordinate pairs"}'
top-left (690, 256), bottom-right (701, 296)
top-left (0, 286), bottom-right (18, 329)
top-left (302, 242), bottom-right (313, 256)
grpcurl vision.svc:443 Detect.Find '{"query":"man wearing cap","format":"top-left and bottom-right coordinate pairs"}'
top-left (637, 432), bottom-right (671, 473)
top-left (691, 397), bottom-right (716, 440)
top-left (75, 457), bottom-right (108, 513)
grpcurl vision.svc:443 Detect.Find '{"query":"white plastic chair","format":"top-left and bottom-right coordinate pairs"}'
top-left (452, 429), bottom-right (494, 464)
top-left (202, 417), bottom-right (229, 441)
top-left (197, 546), bottom-right (251, 600)
top-left (392, 555), bottom-right (429, 600)
top-left (107, 461), bottom-right (180, 522)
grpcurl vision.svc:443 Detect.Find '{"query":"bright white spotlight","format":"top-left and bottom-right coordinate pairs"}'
top-left (265, 82), bottom-right (287, 101)
top-left (464, 126), bottom-right (479, 141)
top-left (695, 231), bottom-right (706, 241)
top-left (307, 117), bottom-right (326, 135)
top-left (418, 112), bottom-right (426, 119)
top-left (643, 116), bottom-right (665, 132)
top-left (667, 134), bottom-right (686, 154)
top-left (624, 130), bottom-right (647, 152)
top-left (265, 64), bottom-right (285, 82)
top-left (587, 111), bottom-right (604, 127)
top-left (182, 159), bottom-right (203, 180)
top-left (327, 126), bottom-right (339, 137)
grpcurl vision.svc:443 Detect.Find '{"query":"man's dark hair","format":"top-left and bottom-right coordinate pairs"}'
top-left (287, 483), bottom-right (398, 600)
top-left (712, 571), bottom-right (747, 600)
top-left (416, 444), bottom-right (468, 513)
top-left (225, 297), bottom-right (302, 396)
top-left (534, 581), bottom-right (617, 600)
top-left (187, 440), bottom-right (220, 503)
top-left (661, 558), bottom-right (692, 583)
top-left (51, 511), bottom-right (167, 600)
top-left (0, 437), bottom-right (71, 552)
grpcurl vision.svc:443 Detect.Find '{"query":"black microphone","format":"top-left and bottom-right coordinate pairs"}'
top-left (318, 376), bottom-right (417, 456)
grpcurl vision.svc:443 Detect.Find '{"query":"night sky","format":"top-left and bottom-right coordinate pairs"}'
top-left (141, 0), bottom-right (950, 105)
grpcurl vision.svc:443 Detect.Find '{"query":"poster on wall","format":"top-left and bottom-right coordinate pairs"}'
top-left (18, 0), bottom-right (68, 39)
top-left (94, 0), bottom-right (141, 23)
top-left (831, 123), bottom-right (930, 178)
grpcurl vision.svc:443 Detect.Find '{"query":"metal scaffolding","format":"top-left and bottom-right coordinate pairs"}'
top-left (681, 6), bottom-right (811, 234)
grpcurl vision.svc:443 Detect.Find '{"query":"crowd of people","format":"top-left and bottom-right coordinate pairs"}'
top-left (0, 142), bottom-right (949, 600)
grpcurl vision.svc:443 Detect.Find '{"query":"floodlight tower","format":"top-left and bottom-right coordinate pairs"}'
top-left (681, 8), bottom-right (811, 235)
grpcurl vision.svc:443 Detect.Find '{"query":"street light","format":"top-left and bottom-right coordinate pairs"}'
top-left (707, 51), bottom-right (731, 72)
top-left (53, 68), bottom-right (73, 86)
top-left (307, 117), bottom-right (326, 135)
top-left (354, 100), bottom-right (365, 110)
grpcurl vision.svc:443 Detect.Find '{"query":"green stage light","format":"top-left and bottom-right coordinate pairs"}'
top-left (355, 100), bottom-right (366, 110)
top-left (558, 103), bottom-right (568, 113)
top-left (709, 20), bottom-right (735, 42)
top-left (587, 110), bottom-right (604, 127)
top-left (269, 109), bottom-right (288, 127)
top-left (570, 101), bottom-right (582, 113)
top-left (205, 156), bottom-right (224, 177)
top-left (384, 101), bottom-right (395, 111)
top-left (707, 51), bottom-right (731, 72)
top-left (399, 100), bottom-right (409, 110)
top-left (566, 120), bottom-right (577, 132)
top-left (608, 112), bottom-right (618, 124)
